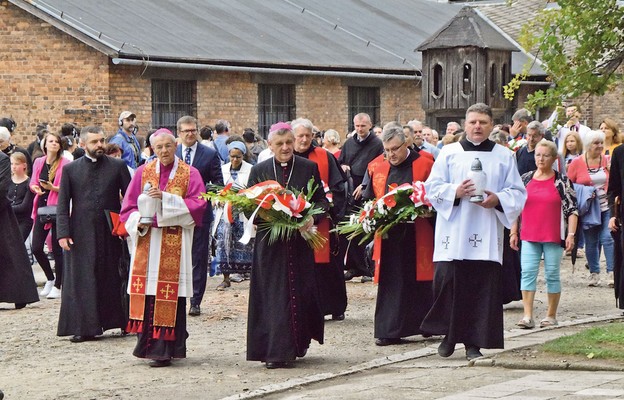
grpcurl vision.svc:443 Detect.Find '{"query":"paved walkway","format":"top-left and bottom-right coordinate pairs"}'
top-left (224, 314), bottom-right (624, 400)
top-left (25, 261), bottom-right (624, 399)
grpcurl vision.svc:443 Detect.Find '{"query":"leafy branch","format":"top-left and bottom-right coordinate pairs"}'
top-left (503, 0), bottom-right (624, 110)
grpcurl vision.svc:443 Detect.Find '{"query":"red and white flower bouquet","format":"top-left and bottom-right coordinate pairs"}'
top-left (202, 179), bottom-right (326, 249)
top-left (336, 181), bottom-right (433, 244)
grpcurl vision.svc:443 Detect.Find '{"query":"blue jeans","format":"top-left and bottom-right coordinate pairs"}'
top-left (584, 210), bottom-right (614, 274)
top-left (520, 241), bottom-right (563, 293)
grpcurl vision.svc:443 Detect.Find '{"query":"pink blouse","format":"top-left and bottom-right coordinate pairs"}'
top-left (520, 176), bottom-right (561, 244)
top-left (30, 155), bottom-right (70, 221)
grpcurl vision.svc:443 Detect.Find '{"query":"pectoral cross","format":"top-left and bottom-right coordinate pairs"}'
top-left (442, 236), bottom-right (450, 249)
top-left (160, 284), bottom-right (176, 300)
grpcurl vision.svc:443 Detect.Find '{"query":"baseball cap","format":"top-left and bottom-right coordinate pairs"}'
top-left (119, 111), bottom-right (136, 121)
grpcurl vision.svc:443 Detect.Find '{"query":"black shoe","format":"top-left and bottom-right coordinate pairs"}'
top-left (331, 313), bottom-right (345, 321)
top-left (437, 336), bottom-right (455, 357)
top-left (375, 338), bottom-right (402, 346)
top-left (189, 305), bottom-right (201, 316)
top-left (15, 303), bottom-right (27, 309)
top-left (465, 345), bottom-right (483, 361)
top-left (344, 270), bottom-right (357, 281)
top-left (149, 359), bottom-right (172, 368)
top-left (69, 335), bottom-right (96, 343)
top-left (360, 275), bottom-right (373, 283)
top-left (265, 361), bottom-right (290, 369)
top-left (0, 388), bottom-right (4, 400)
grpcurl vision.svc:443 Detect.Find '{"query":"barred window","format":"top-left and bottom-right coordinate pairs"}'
top-left (348, 86), bottom-right (380, 131)
top-left (258, 84), bottom-right (296, 138)
top-left (152, 80), bottom-right (197, 134)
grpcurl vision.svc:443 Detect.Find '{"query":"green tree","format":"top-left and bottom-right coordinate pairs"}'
top-left (504, 0), bottom-right (624, 111)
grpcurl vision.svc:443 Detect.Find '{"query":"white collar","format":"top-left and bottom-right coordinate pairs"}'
top-left (183, 142), bottom-right (198, 152)
top-left (466, 137), bottom-right (485, 146)
top-left (356, 132), bottom-right (370, 142)
top-left (85, 153), bottom-right (97, 163)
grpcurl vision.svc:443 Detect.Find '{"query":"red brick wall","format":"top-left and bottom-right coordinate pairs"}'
top-left (108, 65), bottom-right (152, 137)
top-left (296, 76), bottom-right (348, 135)
top-left (0, 2), bottom-right (111, 146)
top-left (381, 80), bottom-right (423, 126)
top-left (591, 66), bottom-right (624, 131)
top-left (197, 71), bottom-right (257, 134)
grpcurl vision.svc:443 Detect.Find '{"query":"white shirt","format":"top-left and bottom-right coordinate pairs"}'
top-left (257, 148), bottom-right (274, 163)
top-left (181, 142), bottom-right (198, 165)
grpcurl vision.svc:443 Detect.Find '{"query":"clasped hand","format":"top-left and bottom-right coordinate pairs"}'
top-left (455, 179), bottom-right (499, 209)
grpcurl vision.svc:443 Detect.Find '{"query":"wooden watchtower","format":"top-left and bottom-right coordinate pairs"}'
top-left (416, 6), bottom-right (518, 131)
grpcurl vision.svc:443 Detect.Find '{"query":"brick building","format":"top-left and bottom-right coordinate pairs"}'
top-left (0, 0), bottom-right (621, 146)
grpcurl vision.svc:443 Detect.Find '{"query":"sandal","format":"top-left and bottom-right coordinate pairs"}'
top-left (539, 317), bottom-right (558, 328)
top-left (516, 317), bottom-right (535, 329)
top-left (216, 281), bottom-right (231, 291)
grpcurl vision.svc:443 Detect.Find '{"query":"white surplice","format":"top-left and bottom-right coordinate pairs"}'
top-left (425, 140), bottom-right (527, 264)
top-left (125, 189), bottom-right (196, 298)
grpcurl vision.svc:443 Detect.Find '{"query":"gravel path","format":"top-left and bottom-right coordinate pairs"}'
top-left (0, 254), bottom-right (619, 399)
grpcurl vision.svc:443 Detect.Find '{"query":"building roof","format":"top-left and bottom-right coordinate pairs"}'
top-left (417, 6), bottom-right (517, 51)
top-left (9, 0), bottom-right (544, 77)
top-left (477, 0), bottom-right (548, 76)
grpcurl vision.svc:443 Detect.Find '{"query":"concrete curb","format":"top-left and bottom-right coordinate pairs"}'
top-left (221, 313), bottom-right (624, 400)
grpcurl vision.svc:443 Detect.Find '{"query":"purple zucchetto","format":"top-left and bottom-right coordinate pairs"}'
top-left (269, 122), bottom-right (292, 134)
top-left (149, 128), bottom-right (175, 145)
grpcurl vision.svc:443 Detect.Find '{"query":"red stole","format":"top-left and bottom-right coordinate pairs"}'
top-left (127, 160), bottom-right (191, 340)
top-left (367, 153), bottom-right (385, 178)
top-left (307, 147), bottom-right (331, 263)
top-left (371, 155), bottom-right (434, 283)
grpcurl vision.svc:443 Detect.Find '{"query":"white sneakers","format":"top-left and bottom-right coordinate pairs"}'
top-left (47, 286), bottom-right (61, 299)
top-left (588, 272), bottom-right (615, 288)
top-left (40, 280), bottom-right (55, 296)
top-left (588, 273), bottom-right (600, 287)
top-left (40, 281), bottom-right (61, 299)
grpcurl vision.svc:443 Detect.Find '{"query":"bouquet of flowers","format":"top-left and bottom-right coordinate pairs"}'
top-left (336, 181), bottom-right (433, 244)
top-left (202, 178), bottom-right (327, 250)
top-left (508, 137), bottom-right (527, 152)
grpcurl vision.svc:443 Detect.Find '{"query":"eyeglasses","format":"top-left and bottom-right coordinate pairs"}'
top-left (180, 129), bottom-right (197, 134)
top-left (384, 142), bottom-right (406, 155)
top-left (229, 155), bottom-right (243, 159)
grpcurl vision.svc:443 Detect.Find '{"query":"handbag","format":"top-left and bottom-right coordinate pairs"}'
top-left (37, 205), bottom-right (57, 224)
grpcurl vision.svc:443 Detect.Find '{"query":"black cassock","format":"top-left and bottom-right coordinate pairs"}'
top-left (362, 151), bottom-right (434, 339)
top-left (0, 152), bottom-right (39, 306)
top-left (607, 144), bottom-right (624, 312)
top-left (56, 155), bottom-right (131, 337)
top-left (295, 145), bottom-right (348, 317)
top-left (246, 156), bottom-right (328, 363)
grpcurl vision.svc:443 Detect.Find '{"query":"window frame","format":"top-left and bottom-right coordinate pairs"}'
top-left (258, 84), bottom-right (296, 138)
top-left (348, 86), bottom-right (380, 132)
top-left (151, 79), bottom-right (197, 134)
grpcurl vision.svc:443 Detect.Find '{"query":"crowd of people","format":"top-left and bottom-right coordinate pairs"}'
top-left (1, 103), bottom-right (623, 370)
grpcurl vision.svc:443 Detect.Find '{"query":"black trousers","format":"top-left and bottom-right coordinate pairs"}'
top-left (190, 222), bottom-right (211, 307)
top-left (32, 216), bottom-right (63, 287)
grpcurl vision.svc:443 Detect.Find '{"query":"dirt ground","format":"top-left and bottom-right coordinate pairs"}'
top-left (0, 254), bottom-right (621, 400)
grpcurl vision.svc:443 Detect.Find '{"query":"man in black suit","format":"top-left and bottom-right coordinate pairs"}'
top-left (175, 116), bottom-right (223, 316)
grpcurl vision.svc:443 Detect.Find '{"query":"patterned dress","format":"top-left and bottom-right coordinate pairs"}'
top-left (213, 161), bottom-right (253, 275)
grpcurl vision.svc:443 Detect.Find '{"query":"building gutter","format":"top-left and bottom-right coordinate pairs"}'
top-left (112, 58), bottom-right (421, 81)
